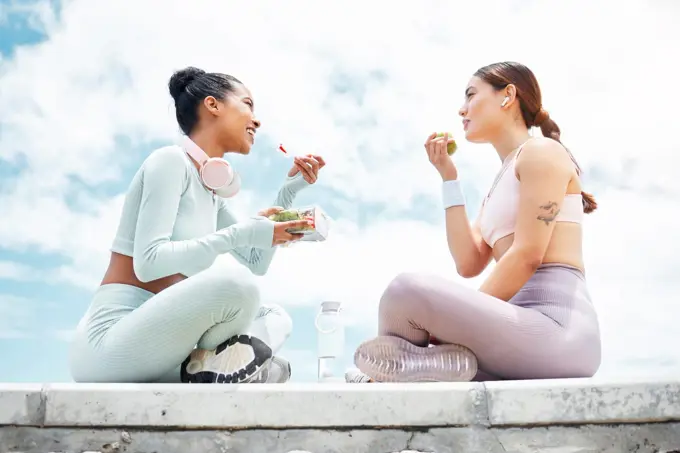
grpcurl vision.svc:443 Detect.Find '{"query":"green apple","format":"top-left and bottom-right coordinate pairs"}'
top-left (436, 132), bottom-right (457, 155)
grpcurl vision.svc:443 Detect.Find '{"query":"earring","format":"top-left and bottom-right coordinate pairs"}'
top-left (501, 97), bottom-right (510, 107)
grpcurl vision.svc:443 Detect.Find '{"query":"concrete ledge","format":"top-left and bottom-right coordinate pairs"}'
top-left (41, 382), bottom-right (486, 429)
top-left (2, 378), bottom-right (680, 452)
top-left (2, 378), bottom-right (680, 429)
top-left (0, 384), bottom-right (44, 426)
top-left (485, 377), bottom-right (680, 426)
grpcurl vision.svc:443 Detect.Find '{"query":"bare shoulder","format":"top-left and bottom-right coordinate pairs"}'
top-left (516, 137), bottom-right (573, 174)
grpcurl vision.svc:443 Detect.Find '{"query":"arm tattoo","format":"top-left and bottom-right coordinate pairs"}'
top-left (537, 201), bottom-right (560, 226)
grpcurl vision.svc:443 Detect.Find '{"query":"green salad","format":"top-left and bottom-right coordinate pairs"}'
top-left (268, 209), bottom-right (315, 231)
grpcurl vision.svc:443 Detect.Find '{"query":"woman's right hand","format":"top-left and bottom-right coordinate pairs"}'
top-left (425, 132), bottom-right (458, 180)
top-left (272, 219), bottom-right (311, 246)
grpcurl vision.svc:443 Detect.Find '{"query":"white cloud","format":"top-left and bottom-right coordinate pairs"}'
top-left (0, 0), bottom-right (679, 377)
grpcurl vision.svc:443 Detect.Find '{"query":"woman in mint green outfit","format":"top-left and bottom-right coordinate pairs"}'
top-left (69, 66), bottom-right (325, 384)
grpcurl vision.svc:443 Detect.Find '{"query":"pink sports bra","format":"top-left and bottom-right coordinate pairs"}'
top-left (478, 140), bottom-right (584, 248)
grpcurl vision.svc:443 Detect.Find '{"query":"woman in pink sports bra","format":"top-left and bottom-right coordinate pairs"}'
top-left (351, 61), bottom-right (601, 383)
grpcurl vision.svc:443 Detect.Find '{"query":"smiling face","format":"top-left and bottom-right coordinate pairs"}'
top-left (209, 83), bottom-right (261, 155)
top-left (458, 76), bottom-right (509, 144)
top-left (169, 68), bottom-right (262, 156)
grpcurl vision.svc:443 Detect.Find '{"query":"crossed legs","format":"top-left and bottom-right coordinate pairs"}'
top-left (355, 271), bottom-right (600, 382)
top-left (69, 264), bottom-right (292, 383)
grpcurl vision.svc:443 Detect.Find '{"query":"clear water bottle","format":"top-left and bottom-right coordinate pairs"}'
top-left (314, 301), bottom-right (345, 383)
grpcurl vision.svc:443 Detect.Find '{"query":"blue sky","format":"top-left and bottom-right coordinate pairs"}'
top-left (1, 0), bottom-right (680, 384)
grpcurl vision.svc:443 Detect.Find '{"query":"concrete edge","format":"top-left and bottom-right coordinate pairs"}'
top-left (0, 384), bottom-right (46, 427)
top-left (40, 382), bottom-right (490, 429)
top-left (484, 377), bottom-right (680, 426)
top-left (34, 385), bottom-right (47, 426)
top-left (2, 377), bottom-right (679, 429)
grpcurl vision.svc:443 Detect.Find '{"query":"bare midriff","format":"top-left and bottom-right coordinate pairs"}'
top-left (100, 252), bottom-right (186, 294)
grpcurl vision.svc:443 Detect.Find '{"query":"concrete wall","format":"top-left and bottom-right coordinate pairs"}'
top-left (2, 377), bottom-right (680, 453)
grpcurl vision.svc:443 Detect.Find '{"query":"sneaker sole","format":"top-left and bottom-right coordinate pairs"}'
top-left (354, 335), bottom-right (478, 383)
top-left (270, 356), bottom-right (292, 383)
top-left (345, 368), bottom-right (374, 383)
top-left (181, 334), bottom-right (273, 384)
top-left (252, 356), bottom-right (292, 383)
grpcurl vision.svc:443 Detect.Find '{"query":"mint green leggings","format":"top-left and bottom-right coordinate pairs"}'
top-left (68, 264), bottom-right (292, 383)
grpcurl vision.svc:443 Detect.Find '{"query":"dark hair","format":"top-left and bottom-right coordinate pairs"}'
top-left (474, 61), bottom-right (597, 214)
top-left (168, 66), bottom-right (242, 136)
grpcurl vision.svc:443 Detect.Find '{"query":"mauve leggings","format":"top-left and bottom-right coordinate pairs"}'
top-left (378, 264), bottom-right (602, 380)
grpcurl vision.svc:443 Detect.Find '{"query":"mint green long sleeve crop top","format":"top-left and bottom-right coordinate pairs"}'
top-left (110, 144), bottom-right (309, 281)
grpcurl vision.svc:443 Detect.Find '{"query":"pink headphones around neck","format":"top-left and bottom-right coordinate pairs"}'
top-left (182, 137), bottom-right (241, 198)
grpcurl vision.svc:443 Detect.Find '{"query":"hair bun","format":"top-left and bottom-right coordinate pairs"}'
top-left (168, 66), bottom-right (206, 101)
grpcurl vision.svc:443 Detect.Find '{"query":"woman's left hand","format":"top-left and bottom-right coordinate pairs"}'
top-left (288, 154), bottom-right (325, 184)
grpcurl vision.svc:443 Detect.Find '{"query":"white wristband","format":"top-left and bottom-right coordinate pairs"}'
top-left (442, 179), bottom-right (465, 209)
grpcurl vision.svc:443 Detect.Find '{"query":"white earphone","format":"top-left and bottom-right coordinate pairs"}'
top-left (501, 96), bottom-right (510, 107)
top-left (182, 136), bottom-right (241, 198)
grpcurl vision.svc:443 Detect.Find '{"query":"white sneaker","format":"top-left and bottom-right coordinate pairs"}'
top-left (180, 334), bottom-right (273, 384)
top-left (250, 356), bottom-right (292, 383)
top-left (344, 367), bottom-right (374, 383)
top-left (354, 335), bottom-right (477, 383)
